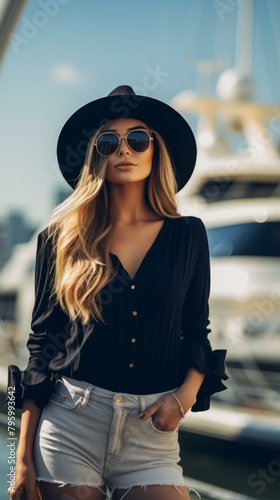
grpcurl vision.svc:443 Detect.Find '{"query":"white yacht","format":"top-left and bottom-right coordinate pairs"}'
top-left (171, 61), bottom-right (280, 449)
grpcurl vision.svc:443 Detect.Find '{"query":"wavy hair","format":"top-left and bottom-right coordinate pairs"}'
top-left (47, 125), bottom-right (180, 324)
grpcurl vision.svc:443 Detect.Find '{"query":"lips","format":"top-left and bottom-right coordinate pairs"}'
top-left (115, 161), bottom-right (137, 168)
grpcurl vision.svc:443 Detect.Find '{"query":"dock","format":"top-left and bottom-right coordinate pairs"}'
top-left (180, 402), bottom-right (280, 451)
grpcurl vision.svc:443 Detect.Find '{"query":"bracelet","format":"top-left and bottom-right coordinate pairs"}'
top-left (170, 392), bottom-right (185, 418)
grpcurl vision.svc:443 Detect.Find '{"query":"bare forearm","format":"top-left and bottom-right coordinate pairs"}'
top-left (175, 368), bottom-right (205, 412)
top-left (17, 399), bottom-right (42, 460)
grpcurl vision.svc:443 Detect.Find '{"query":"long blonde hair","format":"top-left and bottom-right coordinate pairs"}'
top-left (48, 126), bottom-right (180, 324)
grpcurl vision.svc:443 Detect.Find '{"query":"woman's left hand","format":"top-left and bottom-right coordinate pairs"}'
top-left (139, 391), bottom-right (196, 432)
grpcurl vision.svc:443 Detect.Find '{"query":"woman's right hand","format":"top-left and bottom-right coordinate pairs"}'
top-left (8, 457), bottom-right (40, 500)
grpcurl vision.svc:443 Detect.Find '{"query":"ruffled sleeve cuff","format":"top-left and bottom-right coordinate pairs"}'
top-left (180, 341), bottom-right (228, 412)
top-left (7, 365), bottom-right (56, 409)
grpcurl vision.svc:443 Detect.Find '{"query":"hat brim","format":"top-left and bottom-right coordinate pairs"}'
top-left (57, 93), bottom-right (196, 192)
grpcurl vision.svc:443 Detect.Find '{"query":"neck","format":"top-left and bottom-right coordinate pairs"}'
top-left (107, 181), bottom-right (155, 223)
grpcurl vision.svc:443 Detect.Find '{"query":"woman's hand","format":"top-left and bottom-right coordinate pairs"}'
top-left (7, 457), bottom-right (40, 500)
top-left (8, 400), bottom-right (42, 499)
top-left (139, 391), bottom-right (196, 432)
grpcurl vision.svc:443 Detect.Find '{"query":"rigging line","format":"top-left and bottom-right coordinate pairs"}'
top-left (267, 0), bottom-right (280, 101)
top-left (181, 0), bottom-right (204, 92)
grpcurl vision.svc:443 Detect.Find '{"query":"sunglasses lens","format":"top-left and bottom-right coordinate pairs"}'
top-left (96, 134), bottom-right (119, 156)
top-left (96, 130), bottom-right (151, 156)
top-left (127, 131), bottom-right (151, 152)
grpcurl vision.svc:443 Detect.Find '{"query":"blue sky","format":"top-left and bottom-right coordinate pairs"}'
top-left (0, 0), bottom-right (279, 225)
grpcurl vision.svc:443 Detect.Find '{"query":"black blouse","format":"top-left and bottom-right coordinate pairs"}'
top-left (8, 216), bottom-right (228, 411)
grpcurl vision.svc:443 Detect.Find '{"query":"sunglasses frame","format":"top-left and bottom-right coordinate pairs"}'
top-left (94, 129), bottom-right (154, 157)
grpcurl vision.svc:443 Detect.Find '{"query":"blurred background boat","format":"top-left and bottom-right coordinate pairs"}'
top-left (170, 0), bottom-right (280, 453)
top-left (172, 91), bottom-right (280, 415)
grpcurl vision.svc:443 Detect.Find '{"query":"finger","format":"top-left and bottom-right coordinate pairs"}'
top-left (7, 486), bottom-right (20, 499)
top-left (139, 400), bottom-right (163, 419)
top-left (26, 486), bottom-right (39, 500)
top-left (7, 488), bottom-right (24, 500)
top-left (33, 486), bottom-right (41, 500)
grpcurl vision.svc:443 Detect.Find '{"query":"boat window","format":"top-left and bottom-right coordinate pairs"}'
top-left (207, 221), bottom-right (280, 257)
top-left (0, 293), bottom-right (16, 321)
top-left (197, 180), bottom-right (280, 202)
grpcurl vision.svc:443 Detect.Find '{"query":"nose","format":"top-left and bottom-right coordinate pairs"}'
top-left (118, 137), bottom-right (130, 155)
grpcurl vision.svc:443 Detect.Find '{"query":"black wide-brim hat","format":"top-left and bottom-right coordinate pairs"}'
top-left (57, 85), bottom-right (197, 192)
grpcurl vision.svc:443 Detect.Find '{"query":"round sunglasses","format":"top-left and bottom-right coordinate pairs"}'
top-left (94, 129), bottom-right (153, 157)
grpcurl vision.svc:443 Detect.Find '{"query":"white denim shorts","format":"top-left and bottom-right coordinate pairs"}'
top-left (34, 376), bottom-right (200, 499)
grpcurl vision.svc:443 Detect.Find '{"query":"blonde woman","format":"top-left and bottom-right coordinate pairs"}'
top-left (8, 86), bottom-right (227, 500)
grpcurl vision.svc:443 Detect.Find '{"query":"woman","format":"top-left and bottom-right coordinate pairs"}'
top-left (8, 85), bottom-right (227, 500)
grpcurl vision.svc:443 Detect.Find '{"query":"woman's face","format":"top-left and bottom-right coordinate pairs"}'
top-left (102, 118), bottom-right (154, 185)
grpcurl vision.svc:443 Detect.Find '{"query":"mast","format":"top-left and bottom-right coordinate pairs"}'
top-left (0, 0), bottom-right (26, 66)
top-left (235, 0), bottom-right (254, 74)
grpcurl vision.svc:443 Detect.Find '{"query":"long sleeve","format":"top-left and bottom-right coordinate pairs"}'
top-left (179, 218), bottom-right (228, 412)
top-left (7, 229), bottom-right (69, 409)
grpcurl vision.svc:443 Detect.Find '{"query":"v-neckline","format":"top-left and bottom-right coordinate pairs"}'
top-left (109, 218), bottom-right (169, 280)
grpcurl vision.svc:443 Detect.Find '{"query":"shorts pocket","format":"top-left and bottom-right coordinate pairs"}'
top-left (148, 417), bottom-right (178, 434)
top-left (49, 380), bottom-right (83, 410)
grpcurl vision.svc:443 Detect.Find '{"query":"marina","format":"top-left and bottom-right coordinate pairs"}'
top-left (1, 1), bottom-right (280, 499)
